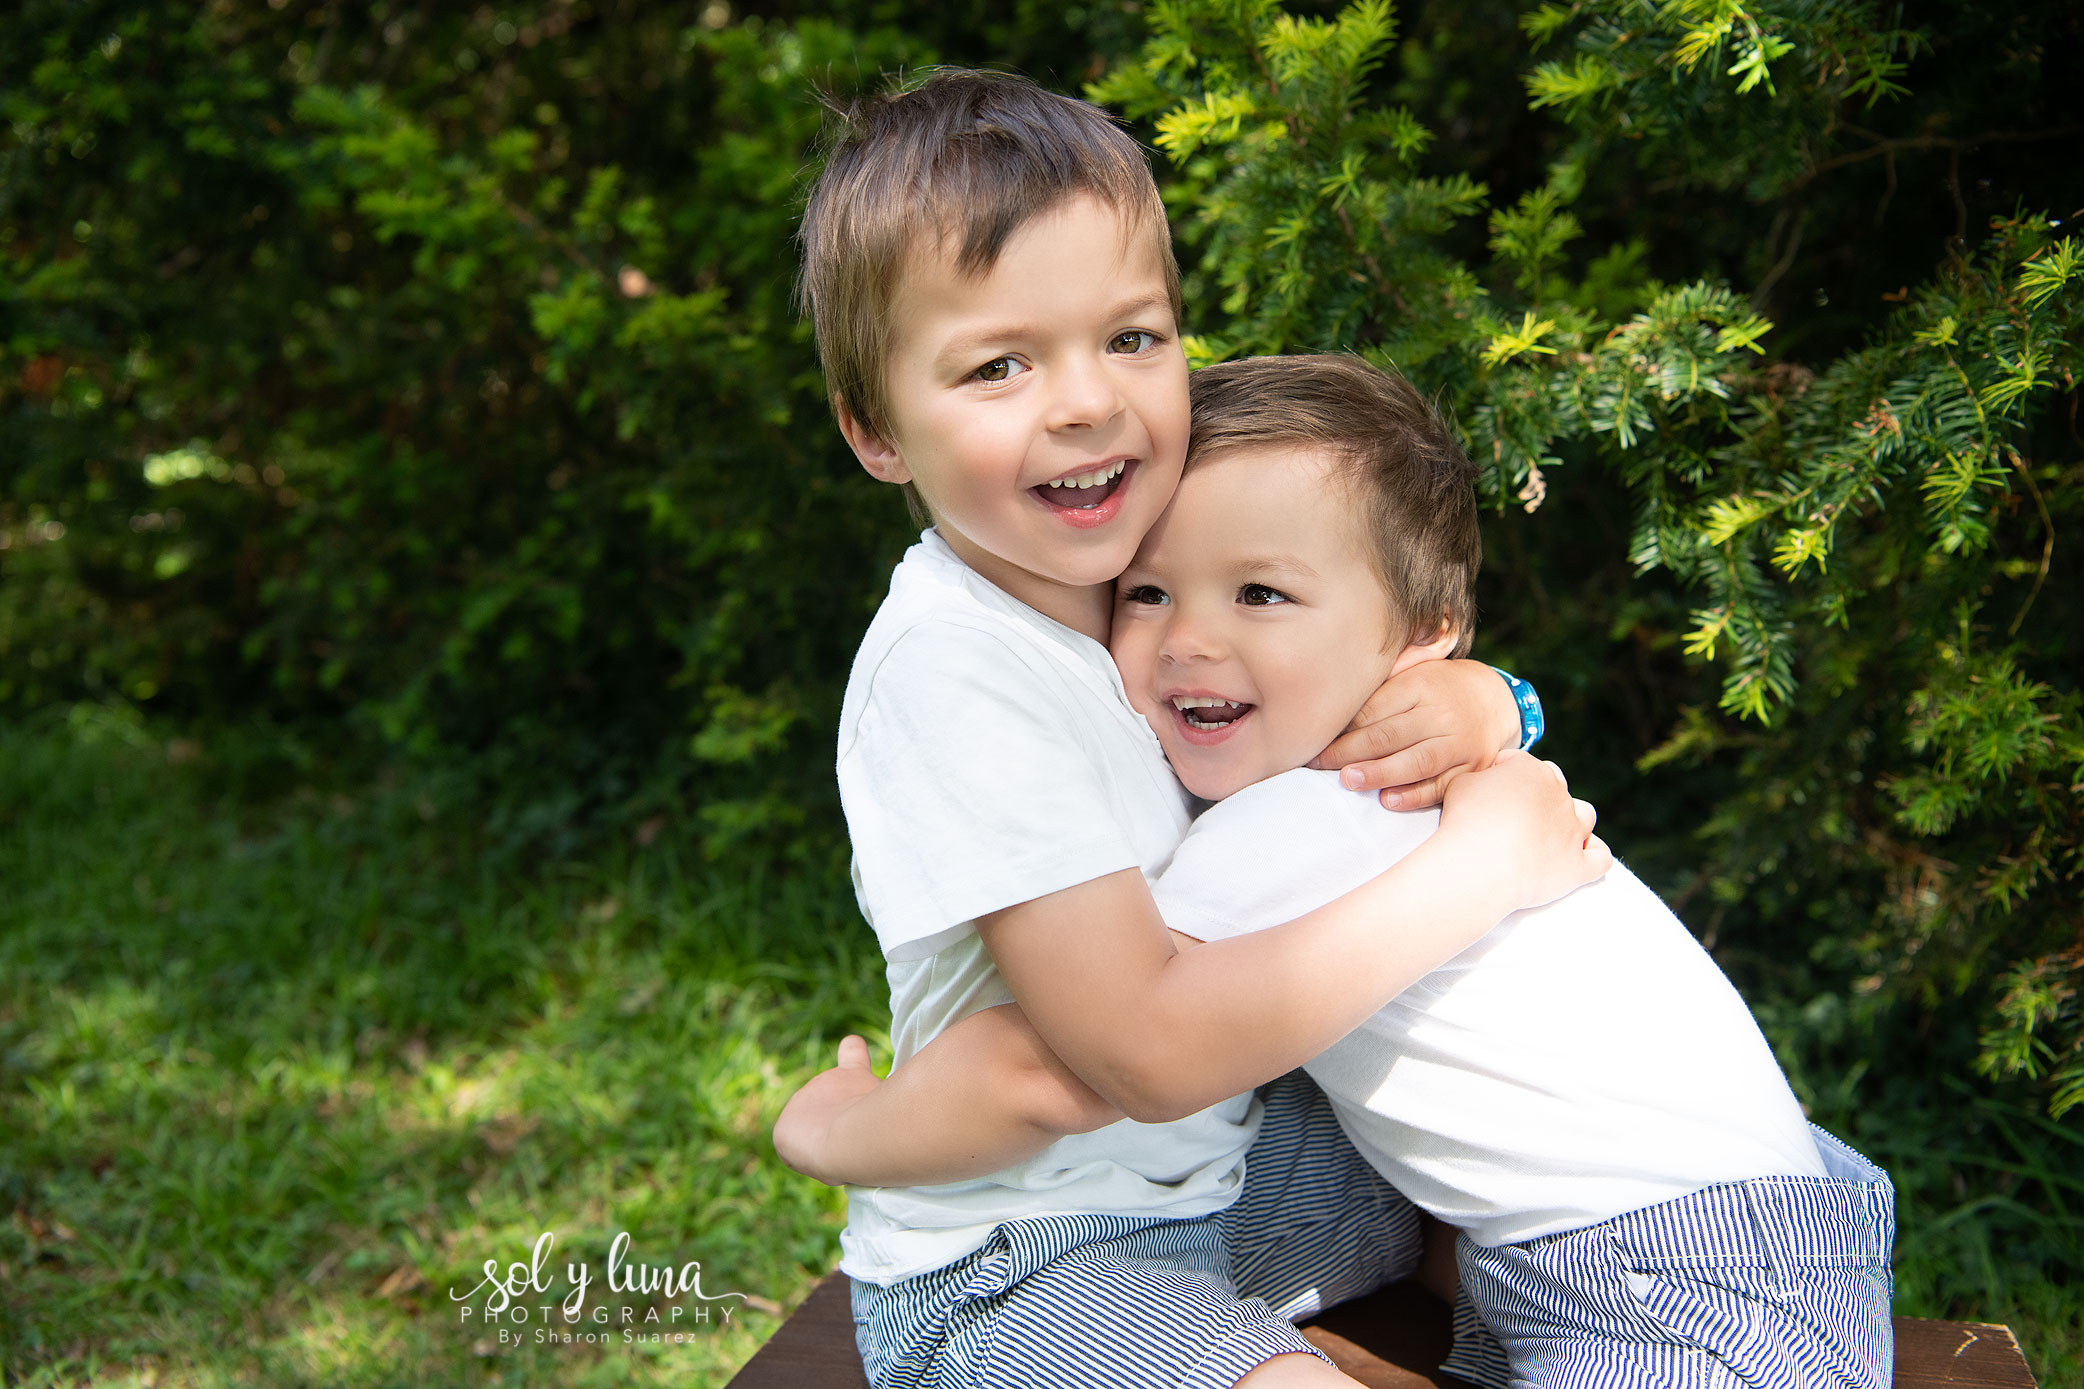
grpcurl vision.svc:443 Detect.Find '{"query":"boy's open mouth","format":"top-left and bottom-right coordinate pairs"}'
top-left (1170, 695), bottom-right (1254, 742)
top-left (1033, 458), bottom-right (1130, 513)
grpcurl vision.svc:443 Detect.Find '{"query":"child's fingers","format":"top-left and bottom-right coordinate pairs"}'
top-left (1378, 779), bottom-right (1437, 811)
top-left (1376, 765), bottom-right (1462, 811)
top-left (1325, 736), bottom-right (1455, 792)
top-left (1309, 703), bottom-right (1431, 775)
top-left (835, 1035), bottom-right (872, 1069)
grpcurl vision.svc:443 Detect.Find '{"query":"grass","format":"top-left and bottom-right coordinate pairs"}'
top-left (3, 709), bottom-right (2079, 1385)
top-left (1854, 1089), bottom-right (2084, 1382)
top-left (0, 709), bottom-right (882, 1386)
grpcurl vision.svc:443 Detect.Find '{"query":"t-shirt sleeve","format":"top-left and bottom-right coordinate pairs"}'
top-left (1152, 770), bottom-right (1438, 943)
top-left (840, 620), bottom-right (1145, 961)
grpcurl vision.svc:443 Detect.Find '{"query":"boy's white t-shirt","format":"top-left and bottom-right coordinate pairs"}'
top-left (1154, 767), bottom-right (1827, 1249)
top-left (835, 531), bottom-right (1260, 1284)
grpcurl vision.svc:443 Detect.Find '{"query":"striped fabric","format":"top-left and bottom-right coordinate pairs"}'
top-left (851, 1071), bottom-right (1427, 1388)
top-left (1448, 1126), bottom-right (1895, 1389)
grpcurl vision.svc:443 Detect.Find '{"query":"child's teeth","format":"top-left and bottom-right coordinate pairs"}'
top-left (1170, 696), bottom-right (1248, 729)
top-left (1046, 460), bottom-right (1126, 492)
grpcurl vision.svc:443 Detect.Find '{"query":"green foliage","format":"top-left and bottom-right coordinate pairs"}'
top-left (2, 3), bottom-right (930, 843)
top-left (1520, 0), bottom-right (1924, 192)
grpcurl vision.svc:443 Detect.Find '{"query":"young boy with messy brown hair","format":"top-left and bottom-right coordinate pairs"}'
top-left (786, 70), bottom-right (1606, 1388)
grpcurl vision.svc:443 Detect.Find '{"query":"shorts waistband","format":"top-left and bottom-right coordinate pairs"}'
top-left (1607, 1125), bottom-right (1893, 1268)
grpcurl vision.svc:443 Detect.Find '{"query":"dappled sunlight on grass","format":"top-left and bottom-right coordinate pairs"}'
top-left (264, 1292), bottom-right (416, 1386)
top-left (1, 721), bottom-right (869, 1384)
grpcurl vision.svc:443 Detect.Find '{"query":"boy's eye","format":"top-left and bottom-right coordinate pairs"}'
top-left (1238, 583), bottom-right (1291, 607)
top-left (1121, 584), bottom-right (1170, 606)
top-left (972, 357), bottom-right (1028, 383)
top-left (1108, 330), bottom-right (1160, 355)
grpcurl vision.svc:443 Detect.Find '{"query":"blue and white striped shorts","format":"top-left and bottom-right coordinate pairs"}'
top-left (851, 1070), bottom-right (1425, 1388)
top-left (1444, 1126), bottom-right (1895, 1389)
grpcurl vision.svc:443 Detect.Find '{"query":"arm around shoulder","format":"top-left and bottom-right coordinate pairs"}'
top-left (979, 755), bottom-right (1608, 1123)
top-left (773, 1006), bottom-right (1121, 1188)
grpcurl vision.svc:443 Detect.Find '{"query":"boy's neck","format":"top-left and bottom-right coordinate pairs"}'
top-left (935, 526), bottom-right (1115, 643)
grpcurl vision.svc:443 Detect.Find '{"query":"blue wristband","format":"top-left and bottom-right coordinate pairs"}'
top-left (1495, 668), bottom-right (1545, 750)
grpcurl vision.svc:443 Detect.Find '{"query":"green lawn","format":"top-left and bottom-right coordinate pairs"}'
top-left (3, 711), bottom-right (2077, 1385)
top-left (0, 710), bottom-right (877, 1386)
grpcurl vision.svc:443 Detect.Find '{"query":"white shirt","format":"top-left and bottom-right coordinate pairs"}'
top-left (836, 532), bottom-right (1261, 1283)
top-left (1153, 768), bottom-right (1825, 1248)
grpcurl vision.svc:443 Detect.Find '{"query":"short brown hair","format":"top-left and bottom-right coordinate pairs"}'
top-left (799, 69), bottom-right (1179, 466)
top-left (1187, 355), bottom-right (1480, 655)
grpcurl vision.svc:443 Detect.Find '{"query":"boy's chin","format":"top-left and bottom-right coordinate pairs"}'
top-left (1044, 535), bottom-right (1142, 589)
top-left (1170, 745), bottom-right (1321, 802)
top-left (1173, 760), bottom-right (1251, 804)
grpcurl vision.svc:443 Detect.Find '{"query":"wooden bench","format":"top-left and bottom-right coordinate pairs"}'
top-left (727, 1273), bottom-right (2039, 1388)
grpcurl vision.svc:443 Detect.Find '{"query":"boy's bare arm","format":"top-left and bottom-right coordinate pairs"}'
top-left (773, 1005), bottom-right (1120, 1187)
top-left (982, 751), bottom-right (1606, 1124)
top-left (774, 757), bottom-right (1599, 1180)
top-left (1310, 657), bottom-right (1523, 807)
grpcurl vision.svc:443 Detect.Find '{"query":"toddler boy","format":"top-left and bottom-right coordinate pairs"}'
top-left (791, 355), bottom-right (1897, 1389)
top-left (793, 69), bottom-right (1608, 1388)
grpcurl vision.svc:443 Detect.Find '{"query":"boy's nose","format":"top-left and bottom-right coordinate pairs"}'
top-left (1159, 610), bottom-right (1224, 664)
top-left (1045, 357), bottom-right (1125, 431)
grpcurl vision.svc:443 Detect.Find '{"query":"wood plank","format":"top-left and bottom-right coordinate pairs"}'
top-left (726, 1273), bottom-right (2040, 1388)
top-left (1892, 1318), bottom-right (2039, 1389)
top-left (1300, 1280), bottom-right (1477, 1389)
top-left (728, 1271), bottom-right (869, 1388)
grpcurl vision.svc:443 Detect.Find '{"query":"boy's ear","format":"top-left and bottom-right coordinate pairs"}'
top-left (835, 398), bottom-right (912, 486)
top-left (1387, 623), bottom-right (1460, 678)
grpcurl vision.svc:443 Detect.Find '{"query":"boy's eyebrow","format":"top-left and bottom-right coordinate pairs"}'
top-left (1096, 290), bottom-right (1177, 325)
top-left (1232, 553), bottom-right (1322, 581)
top-left (932, 292), bottom-right (1177, 367)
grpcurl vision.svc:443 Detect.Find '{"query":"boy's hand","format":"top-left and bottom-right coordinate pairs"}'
top-left (1436, 750), bottom-right (1610, 911)
top-left (1310, 658), bottom-right (1520, 809)
top-left (773, 1035), bottom-right (881, 1187)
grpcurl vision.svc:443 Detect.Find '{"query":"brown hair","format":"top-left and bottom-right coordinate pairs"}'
top-left (798, 68), bottom-right (1178, 514)
top-left (1187, 355), bottom-right (1480, 656)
